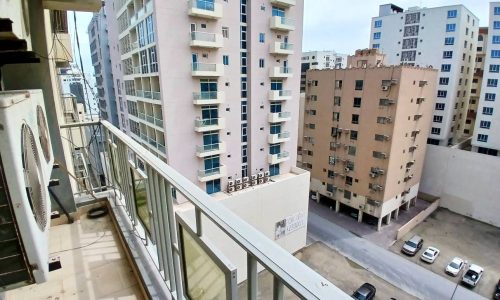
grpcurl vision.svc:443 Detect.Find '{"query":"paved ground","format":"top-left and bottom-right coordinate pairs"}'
top-left (238, 242), bottom-right (417, 300)
top-left (390, 208), bottom-right (500, 299)
top-left (308, 210), bottom-right (486, 300)
top-left (310, 198), bottom-right (430, 247)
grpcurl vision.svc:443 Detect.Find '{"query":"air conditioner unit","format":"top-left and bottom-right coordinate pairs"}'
top-left (258, 178), bottom-right (265, 184)
top-left (419, 80), bottom-right (428, 87)
top-left (0, 90), bottom-right (54, 290)
top-left (326, 192), bottom-right (332, 197)
top-left (263, 176), bottom-right (270, 183)
top-left (227, 180), bottom-right (235, 187)
top-left (235, 183), bottom-right (243, 190)
top-left (406, 168), bottom-right (411, 172)
top-left (235, 178), bottom-right (242, 185)
top-left (242, 177), bottom-right (249, 183)
top-left (257, 172), bottom-right (264, 178)
top-left (251, 180), bottom-right (258, 186)
top-left (369, 173), bottom-right (377, 178)
top-left (227, 186), bottom-right (235, 193)
top-left (250, 174), bottom-right (258, 181)
top-left (264, 171), bottom-right (270, 177)
top-left (381, 86), bottom-right (389, 91)
top-left (243, 182), bottom-right (250, 189)
top-left (345, 167), bottom-right (350, 172)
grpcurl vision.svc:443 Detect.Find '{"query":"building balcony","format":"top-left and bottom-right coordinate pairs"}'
top-left (193, 91), bottom-right (225, 105)
top-left (194, 117), bottom-right (225, 132)
top-left (188, 0), bottom-right (223, 19)
top-left (268, 111), bottom-right (292, 123)
top-left (196, 142), bottom-right (226, 158)
top-left (135, 90), bottom-right (161, 100)
top-left (269, 90), bottom-right (292, 101)
top-left (198, 165), bottom-right (227, 182)
top-left (268, 151), bottom-right (290, 164)
top-left (270, 42), bottom-right (294, 55)
top-left (270, 16), bottom-right (295, 31)
top-left (270, 0), bottom-right (296, 7)
top-left (268, 131), bottom-right (291, 143)
top-left (192, 63), bottom-right (224, 77)
top-left (190, 31), bottom-right (223, 49)
top-left (269, 66), bottom-right (293, 79)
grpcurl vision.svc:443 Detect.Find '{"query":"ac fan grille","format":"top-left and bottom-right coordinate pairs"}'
top-left (36, 106), bottom-right (51, 163)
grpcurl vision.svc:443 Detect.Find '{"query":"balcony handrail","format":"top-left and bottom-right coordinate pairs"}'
top-left (192, 62), bottom-right (217, 72)
top-left (278, 89), bottom-right (292, 96)
top-left (279, 66), bottom-right (292, 74)
top-left (191, 31), bottom-right (217, 42)
top-left (196, 142), bottom-right (221, 153)
top-left (152, 91), bottom-right (161, 100)
top-left (66, 120), bottom-right (349, 299)
top-left (275, 151), bottom-right (290, 159)
top-left (278, 111), bottom-right (291, 118)
top-left (278, 16), bottom-right (295, 26)
top-left (198, 166), bottom-right (221, 177)
top-left (279, 42), bottom-right (294, 50)
top-left (190, 0), bottom-right (216, 11)
top-left (195, 118), bottom-right (219, 127)
top-left (193, 91), bottom-right (219, 100)
top-left (144, 90), bottom-right (152, 99)
top-left (277, 131), bottom-right (290, 139)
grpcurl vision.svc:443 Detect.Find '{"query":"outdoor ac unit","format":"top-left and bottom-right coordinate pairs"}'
top-left (235, 183), bottom-right (243, 190)
top-left (263, 176), bottom-right (270, 183)
top-left (235, 178), bottom-right (242, 185)
top-left (258, 178), bottom-right (265, 184)
top-left (242, 177), bottom-right (249, 183)
top-left (370, 173), bottom-right (377, 178)
top-left (243, 182), bottom-right (250, 189)
top-left (264, 171), bottom-right (270, 177)
top-left (345, 167), bottom-right (350, 172)
top-left (419, 80), bottom-right (428, 87)
top-left (227, 186), bottom-right (235, 193)
top-left (406, 168), bottom-right (411, 172)
top-left (381, 85), bottom-right (389, 91)
top-left (338, 188), bottom-right (344, 192)
top-left (251, 174), bottom-right (258, 181)
top-left (257, 172), bottom-right (264, 178)
top-left (386, 117), bottom-right (392, 124)
top-left (251, 180), bottom-right (258, 186)
top-left (0, 90), bottom-right (54, 290)
top-left (228, 180), bottom-right (235, 187)
top-left (326, 192), bottom-right (332, 197)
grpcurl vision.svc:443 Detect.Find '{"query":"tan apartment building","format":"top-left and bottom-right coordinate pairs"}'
top-left (302, 49), bottom-right (438, 230)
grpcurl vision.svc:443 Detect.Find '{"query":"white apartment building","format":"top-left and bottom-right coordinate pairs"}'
top-left (370, 4), bottom-right (479, 146)
top-left (472, 2), bottom-right (500, 156)
top-left (88, 9), bottom-right (120, 127)
top-left (109, 0), bottom-right (304, 195)
top-left (300, 50), bottom-right (347, 91)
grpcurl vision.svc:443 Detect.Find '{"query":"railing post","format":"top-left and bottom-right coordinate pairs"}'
top-left (247, 254), bottom-right (258, 300)
top-left (195, 207), bottom-right (202, 237)
top-left (273, 276), bottom-right (284, 300)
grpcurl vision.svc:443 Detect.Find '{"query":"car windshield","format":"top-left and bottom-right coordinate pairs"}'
top-left (464, 270), bottom-right (478, 280)
top-left (449, 262), bottom-right (460, 269)
top-left (405, 241), bottom-right (417, 248)
top-left (424, 250), bottom-right (433, 256)
top-left (352, 291), bottom-right (367, 300)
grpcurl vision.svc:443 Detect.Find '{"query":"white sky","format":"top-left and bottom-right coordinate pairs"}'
top-left (70, 1), bottom-right (491, 76)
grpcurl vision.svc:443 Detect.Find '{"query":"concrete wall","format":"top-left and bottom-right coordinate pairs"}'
top-left (179, 167), bottom-right (310, 283)
top-left (396, 199), bottom-right (440, 240)
top-left (420, 145), bottom-right (500, 227)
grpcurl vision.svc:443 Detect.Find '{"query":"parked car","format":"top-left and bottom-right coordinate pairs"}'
top-left (420, 246), bottom-right (440, 263)
top-left (310, 193), bottom-right (318, 201)
top-left (445, 257), bottom-right (466, 276)
top-left (351, 283), bottom-right (376, 300)
top-left (461, 264), bottom-right (484, 287)
top-left (494, 279), bottom-right (500, 300)
top-left (401, 235), bottom-right (424, 256)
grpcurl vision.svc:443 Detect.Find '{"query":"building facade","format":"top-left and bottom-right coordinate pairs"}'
top-left (300, 50), bottom-right (347, 92)
top-left (88, 8), bottom-right (120, 127)
top-left (303, 50), bottom-right (437, 230)
top-left (109, 0), bottom-right (304, 194)
top-left (465, 27), bottom-right (488, 136)
top-left (370, 4), bottom-right (478, 146)
top-left (472, 3), bottom-right (500, 156)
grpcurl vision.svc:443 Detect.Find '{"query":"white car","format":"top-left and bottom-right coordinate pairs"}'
top-left (461, 264), bottom-right (484, 287)
top-left (420, 246), bottom-right (440, 263)
top-left (445, 257), bottom-right (465, 276)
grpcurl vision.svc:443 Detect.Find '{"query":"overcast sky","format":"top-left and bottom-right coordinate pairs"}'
top-left (70, 0), bottom-right (490, 77)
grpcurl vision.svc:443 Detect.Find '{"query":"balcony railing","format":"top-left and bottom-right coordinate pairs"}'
top-left (196, 142), bottom-right (226, 157)
top-left (269, 66), bottom-right (293, 79)
top-left (268, 151), bottom-right (290, 164)
top-left (268, 131), bottom-right (291, 143)
top-left (193, 91), bottom-right (225, 105)
top-left (269, 89), bottom-right (292, 101)
top-left (270, 42), bottom-right (294, 55)
top-left (194, 118), bottom-right (225, 132)
top-left (188, 0), bottom-right (223, 19)
top-left (270, 16), bottom-right (296, 31)
top-left (192, 62), bottom-right (224, 77)
top-left (190, 31), bottom-right (223, 48)
top-left (268, 111), bottom-right (292, 123)
top-left (58, 120), bottom-right (349, 300)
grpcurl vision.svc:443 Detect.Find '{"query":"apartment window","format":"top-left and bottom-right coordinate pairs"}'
top-left (485, 93), bottom-right (496, 101)
top-left (344, 190), bottom-right (351, 200)
top-left (345, 176), bottom-right (353, 186)
top-left (146, 15), bottom-right (155, 44)
top-left (480, 121), bottom-right (491, 129)
top-left (483, 107), bottom-right (494, 115)
top-left (335, 80), bottom-right (343, 89)
top-left (206, 179), bottom-right (221, 195)
top-left (148, 46), bottom-right (158, 72)
top-left (495, 7), bottom-right (500, 15)
top-left (441, 64), bottom-right (451, 72)
top-left (439, 77), bottom-right (449, 85)
top-left (241, 52), bottom-right (247, 74)
top-left (242, 145), bottom-right (247, 163)
top-left (436, 103), bottom-right (445, 110)
top-left (327, 170), bottom-right (335, 179)
top-left (447, 10), bottom-right (457, 18)
top-left (137, 21), bottom-right (146, 47)
top-left (403, 25), bottom-right (419, 37)
top-left (405, 12), bottom-right (420, 24)
top-left (402, 38), bottom-right (418, 49)
top-left (493, 36), bottom-right (500, 44)
top-left (444, 37), bottom-right (455, 45)
top-left (272, 6), bottom-right (285, 17)
top-left (241, 100), bottom-right (247, 121)
top-left (140, 50), bottom-right (149, 73)
top-left (372, 44), bottom-right (380, 49)
top-left (431, 127), bottom-right (441, 135)
top-left (222, 27), bottom-right (229, 38)
top-left (333, 112), bottom-right (340, 122)
top-left (373, 32), bottom-right (381, 40)
top-left (446, 24), bottom-right (456, 32)
top-left (374, 20), bottom-right (382, 28)
top-left (433, 115), bottom-right (443, 123)
top-left (374, 134), bottom-right (387, 141)
top-left (372, 151), bottom-right (386, 159)
top-left (401, 50), bottom-right (416, 61)
top-left (477, 134), bottom-right (488, 142)
top-left (270, 143), bottom-right (281, 155)
top-left (487, 79), bottom-right (498, 87)
top-left (355, 80), bottom-right (363, 90)
top-left (223, 55), bottom-right (229, 65)
top-left (491, 50), bottom-right (500, 58)
top-left (334, 96), bottom-right (341, 106)
top-left (494, 21), bottom-right (500, 29)
top-left (348, 146), bottom-right (356, 156)
top-left (443, 51), bottom-right (453, 59)
top-left (259, 33), bottom-right (265, 43)
top-left (490, 64), bottom-right (500, 73)
top-left (350, 130), bottom-right (358, 140)
top-left (377, 117), bottom-right (389, 124)
top-left (269, 164), bottom-right (280, 176)
top-left (241, 123), bottom-right (247, 142)
top-left (353, 97), bottom-right (361, 107)
top-left (437, 90), bottom-right (447, 98)
top-left (328, 156), bottom-right (336, 165)
top-left (351, 114), bottom-right (359, 124)
top-left (259, 59), bottom-right (265, 68)
top-left (203, 132), bottom-right (219, 148)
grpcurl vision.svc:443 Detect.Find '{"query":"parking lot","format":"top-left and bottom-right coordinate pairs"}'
top-left (390, 208), bottom-right (500, 299)
top-left (239, 242), bottom-right (417, 299)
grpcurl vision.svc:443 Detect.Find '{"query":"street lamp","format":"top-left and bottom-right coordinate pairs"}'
top-left (450, 260), bottom-right (468, 300)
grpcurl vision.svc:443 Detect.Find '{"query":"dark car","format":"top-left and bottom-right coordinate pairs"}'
top-left (352, 283), bottom-right (376, 300)
top-left (494, 279), bottom-right (500, 300)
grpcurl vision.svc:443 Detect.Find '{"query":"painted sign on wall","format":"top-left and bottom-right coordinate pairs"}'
top-left (275, 211), bottom-right (307, 240)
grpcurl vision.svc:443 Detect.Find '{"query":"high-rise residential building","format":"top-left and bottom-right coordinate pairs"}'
top-left (110, 0), bottom-right (304, 195)
top-left (88, 9), bottom-right (120, 127)
top-left (370, 4), bottom-right (479, 146)
top-left (300, 50), bottom-right (347, 92)
top-left (465, 27), bottom-right (488, 136)
top-left (472, 3), bottom-right (500, 156)
top-left (303, 49), bottom-right (437, 230)
top-left (57, 66), bottom-right (86, 110)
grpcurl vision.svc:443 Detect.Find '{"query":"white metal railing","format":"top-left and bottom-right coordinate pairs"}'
top-left (191, 31), bottom-right (217, 42)
top-left (60, 120), bottom-right (350, 300)
top-left (192, 62), bottom-right (217, 72)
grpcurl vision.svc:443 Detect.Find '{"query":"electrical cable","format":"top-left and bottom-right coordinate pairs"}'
top-left (50, 232), bottom-right (107, 255)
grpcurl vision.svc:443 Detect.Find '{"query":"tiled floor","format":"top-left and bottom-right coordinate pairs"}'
top-left (5, 213), bottom-right (143, 300)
